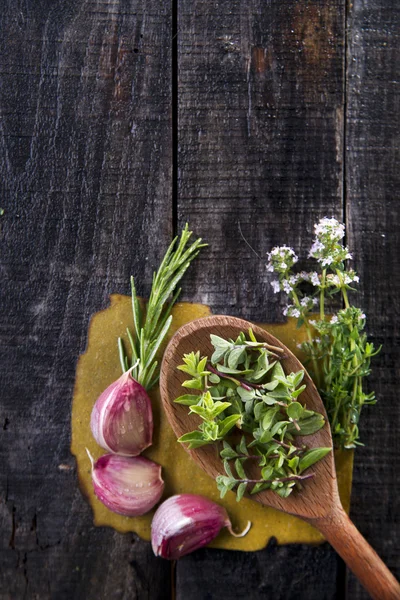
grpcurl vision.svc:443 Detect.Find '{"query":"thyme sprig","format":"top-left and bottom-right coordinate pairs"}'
top-left (267, 217), bottom-right (380, 449)
top-left (175, 331), bottom-right (331, 500)
top-left (118, 224), bottom-right (207, 390)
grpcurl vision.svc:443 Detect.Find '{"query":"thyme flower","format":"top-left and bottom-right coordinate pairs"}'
top-left (267, 246), bottom-right (299, 274)
top-left (308, 217), bottom-right (352, 267)
top-left (267, 217), bottom-right (380, 449)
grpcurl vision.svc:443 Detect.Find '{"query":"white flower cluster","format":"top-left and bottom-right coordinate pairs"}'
top-left (267, 219), bottom-right (361, 328)
top-left (267, 246), bottom-right (298, 274)
top-left (308, 217), bottom-right (352, 267)
top-left (271, 280), bottom-right (280, 294)
top-left (330, 309), bottom-right (365, 327)
top-left (300, 271), bottom-right (320, 286)
top-left (314, 217), bottom-right (345, 240)
top-left (270, 271), bottom-right (321, 295)
top-left (326, 271), bottom-right (359, 286)
top-left (300, 296), bottom-right (318, 310)
top-left (282, 305), bottom-right (301, 318)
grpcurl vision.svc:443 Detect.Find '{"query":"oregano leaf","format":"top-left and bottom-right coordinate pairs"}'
top-left (299, 447), bottom-right (331, 472)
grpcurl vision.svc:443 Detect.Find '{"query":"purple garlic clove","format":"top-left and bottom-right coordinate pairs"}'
top-left (90, 369), bottom-right (153, 456)
top-left (87, 451), bottom-right (164, 517)
top-left (151, 494), bottom-right (251, 559)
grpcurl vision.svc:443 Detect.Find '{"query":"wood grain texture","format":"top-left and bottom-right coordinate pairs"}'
top-left (176, 541), bottom-right (341, 600)
top-left (345, 0), bottom-right (400, 598)
top-left (315, 506), bottom-right (400, 600)
top-left (177, 0), bottom-right (345, 321)
top-left (0, 0), bottom-right (173, 597)
top-left (176, 1), bottom-right (347, 598)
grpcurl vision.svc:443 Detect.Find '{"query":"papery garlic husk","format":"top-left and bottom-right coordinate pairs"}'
top-left (151, 494), bottom-right (251, 559)
top-left (88, 451), bottom-right (164, 516)
top-left (90, 369), bottom-right (153, 456)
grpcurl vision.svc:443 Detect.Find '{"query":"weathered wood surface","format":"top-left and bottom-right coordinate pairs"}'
top-left (176, 0), bottom-right (347, 598)
top-left (345, 1), bottom-right (400, 598)
top-left (178, 0), bottom-right (345, 321)
top-left (1, 0), bottom-right (399, 599)
top-left (176, 542), bottom-right (342, 600)
top-left (0, 0), bottom-right (173, 598)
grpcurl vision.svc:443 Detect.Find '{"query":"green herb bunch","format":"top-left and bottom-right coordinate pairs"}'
top-left (118, 224), bottom-right (206, 390)
top-left (175, 331), bottom-right (331, 501)
top-left (267, 217), bottom-right (380, 449)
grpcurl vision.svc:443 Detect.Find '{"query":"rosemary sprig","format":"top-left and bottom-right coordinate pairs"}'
top-left (119, 224), bottom-right (206, 390)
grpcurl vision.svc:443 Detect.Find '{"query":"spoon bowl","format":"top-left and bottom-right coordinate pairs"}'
top-left (160, 315), bottom-right (400, 600)
top-left (160, 315), bottom-right (336, 520)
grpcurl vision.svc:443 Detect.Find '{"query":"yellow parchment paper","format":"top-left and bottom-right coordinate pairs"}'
top-left (71, 295), bottom-right (353, 550)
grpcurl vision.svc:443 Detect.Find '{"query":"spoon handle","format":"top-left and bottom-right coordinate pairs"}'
top-left (313, 505), bottom-right (400, 600)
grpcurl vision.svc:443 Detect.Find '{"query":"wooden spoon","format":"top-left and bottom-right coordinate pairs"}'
top-left (160, 315), bottom-right (400, 600)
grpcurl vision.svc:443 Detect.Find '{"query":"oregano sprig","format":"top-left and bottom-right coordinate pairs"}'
top-left (175, 329), bottom-right (331, 500)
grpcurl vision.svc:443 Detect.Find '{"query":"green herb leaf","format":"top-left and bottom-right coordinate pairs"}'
top-left (299, 447), bottom-right (331, 472)
top-left (208, 401), bottom-right (232, 420)
top-left (259, 430), bottom-right (273, 444)
top-left (291, 414), bottom-right (325, 435)
top-left (276, 486), bottom-right (293, 498)
top-left (254, 401), bottom-right (266, 420)
top-left (235, 459), bottom-right (247, 480)
top-left (262, 408), bottom-right (278, 431)
top-left (210, 334), bottom-right (231, 349)
top-left (291, 384), bottom-right (307, 399)
top-left (174, 394), bottom-right (201, 406)
top-left (291, 371), bottom-right (305, 387)
top-left (228, 347), bottom-right (246, 369)
top-left (218, 414), bottom-right (241, 437)
top-left (288, 456), bottom-right (299, 470)
top-left (237, 387), bottom-right (256, 402)
top-left (217, 364), bottom-right (252, 375)
top-left (262, 395), bottom-right (279, 406)
top-left (250, 482), bottom-right (269, 494)
top-left (236, 482), bottom-right (247, 501)
top-left (223, 460), bottom-right (234, 478)
top-left (271, 421), bottom-right (290, 437)
top-left (182, 378), bottom-right (204, 390)
top-left (286, 402), bottom-right (304, 421)
top-left (189, 405), bottom-right (208, 419)
top-left (177, 431), bottom-right (211, 449)
top-left (261, 465), bottom-right (274, 480)
top-left (220, 447), bottom-right (239, 459)
top-left (262, 380), bottom-right (280, 391)
top-left (174, 326), bottom-right (333, 501)
top-left (238, 436), bottom-right (249, 456)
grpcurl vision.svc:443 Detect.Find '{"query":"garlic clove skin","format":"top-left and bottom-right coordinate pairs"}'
top-left (90, 369), bottom-right (153, 456)
top-left (151, 494), bottom-right (251, 559)
top-left (88, 451), bottom-right (164, 517)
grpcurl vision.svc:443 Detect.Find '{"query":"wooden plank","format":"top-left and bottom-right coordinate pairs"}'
top-left (345, 1), bottom-right (400, 598)
top-left (0, 0), bottom-right (172, 597)
top-left (177, 0), bottom-right (346, 321)
top-left (176, 0), bottom-right (346, 598)
top-left (177, 543), bottom-right (341, 600)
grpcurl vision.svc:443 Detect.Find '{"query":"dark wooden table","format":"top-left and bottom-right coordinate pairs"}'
top-left (1, 0), bottom-right (399, 598)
